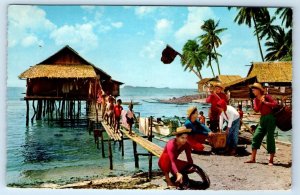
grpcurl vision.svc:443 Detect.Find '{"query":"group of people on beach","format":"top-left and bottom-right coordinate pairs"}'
top-left (97, 92), bottom-right (136, 135)
top-left (158, 82), bottom-right (278, 188)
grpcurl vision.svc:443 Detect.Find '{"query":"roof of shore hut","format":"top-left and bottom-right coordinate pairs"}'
top-left (224, 76), bottom-right (257, 89)
top-left (19, 45), bottom-right (120, 83)
top-left (197, 75), bottom-right (242, 85)
top-left (247, 61), bottom-right (292, 83)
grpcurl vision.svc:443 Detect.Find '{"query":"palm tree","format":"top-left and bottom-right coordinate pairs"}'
top-left (232, 7), bottom-right (267, 61)
top-left (255, 9), bottom-right (280, 41)
top-left (275, 8), bottom-right (292, 28)
top-left (264, 28), bottom-right (291, 61)
top-left (181, 40), bottom-right (206, 80)
top-left (199, 19), bottom-right (227, 75)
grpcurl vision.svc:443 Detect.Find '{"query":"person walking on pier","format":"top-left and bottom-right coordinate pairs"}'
top-left (114, 99), bottom-right (123, 133)
top-left (126, 102), bottom-right (136, 135)
top-left (245, 83), bottom-right (277, 166)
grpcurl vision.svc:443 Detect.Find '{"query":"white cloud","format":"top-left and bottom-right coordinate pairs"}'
top-left (8, 5), bottom-right (56, 47)
top-left (175, 7), bottom-right (215, 43)
top-left (50, 23), bottom-right (98, 52)
top-left (140, 40), bottom-right (165, 59)
top-left (21, 35), bottom-right (42, 47)
top-left (111, 22), bottom-right (123, 28)
top-left (135, 6), bottom-right (156, 16)
top-left (155, 19), bottom-right (173, 38)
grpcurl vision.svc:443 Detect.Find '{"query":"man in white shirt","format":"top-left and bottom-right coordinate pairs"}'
top-left (217, 99), bottom-right (240, 155)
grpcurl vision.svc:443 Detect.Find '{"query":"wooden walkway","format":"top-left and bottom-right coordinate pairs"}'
top-left (120, 125), bottom-right (163, 157)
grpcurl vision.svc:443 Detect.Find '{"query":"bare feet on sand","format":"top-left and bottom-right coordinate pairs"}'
top-left (244, 159), bottom-right (256, 163)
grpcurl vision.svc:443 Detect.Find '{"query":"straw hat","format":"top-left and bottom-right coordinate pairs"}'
top-left (213, 82), bottom-right (224, 89)
top-left (186, 106), bottom-right (197, 118)
top-left (249, 83), bottom-right (265, 93)
top-left (172, 126), bottom-right (192, 135)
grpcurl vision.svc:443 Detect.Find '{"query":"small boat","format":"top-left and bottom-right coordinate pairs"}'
top-left (139, 117), bottom-right (173, 136)
top-left (122, 101), bottom-right (141, 105)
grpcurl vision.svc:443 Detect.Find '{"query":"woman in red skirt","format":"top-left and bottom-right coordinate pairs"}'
top-left (158, 127), bottom-right (193, 188)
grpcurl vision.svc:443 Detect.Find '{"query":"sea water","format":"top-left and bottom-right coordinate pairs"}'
top-left (6, 87), bottom-right (292, 186)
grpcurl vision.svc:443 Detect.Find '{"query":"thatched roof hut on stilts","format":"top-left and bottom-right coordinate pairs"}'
top-left (19, 45), bottom-right (123, 126)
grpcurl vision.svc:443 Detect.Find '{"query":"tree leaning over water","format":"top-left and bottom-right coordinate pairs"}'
top-left (181, 40), bottom-right (206, 80)
top-left (199, 19), bottom-right (227, 76)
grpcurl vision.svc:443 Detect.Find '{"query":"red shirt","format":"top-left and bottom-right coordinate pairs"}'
top-left (114, 105), bottom-right (123, 117)
top-left (161, 139), bottom-right (193, 174)
top-left (254, 95), bottom-right (277, 116)
top-left (199, 115), bottom-right (205, 124)
top-left (206, 92), bottom-right (228, 119)
top-left (238, 110), bottom-right (244, 119)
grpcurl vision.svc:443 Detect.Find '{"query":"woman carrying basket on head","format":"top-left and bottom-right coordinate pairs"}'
top-left (245, 83), bottom-right (277, 166)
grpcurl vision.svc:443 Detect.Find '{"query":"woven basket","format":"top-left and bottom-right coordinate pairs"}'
top-left (210, 132), bottom-right (227, 149)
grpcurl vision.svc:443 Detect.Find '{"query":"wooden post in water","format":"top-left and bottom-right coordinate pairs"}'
top-left (133, 141), bottom-right (139, 168)
top-left (36, 100), bottom-right (43, 120)
top-left (26, 100), bottom-right (29, 126)
top-left (108, 138), bottom-right (113, 170)
top-left (121, 132), bottom-right (124, 157)
top-left (31, 100), bottom-right (36, 123)
top-left (101, 130), bottom-right (105, 158)
top-left (148, 116), bottom-right (153, 180)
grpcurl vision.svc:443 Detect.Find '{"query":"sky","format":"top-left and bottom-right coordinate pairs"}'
top-left (7, 5), bottom-right (285, 89)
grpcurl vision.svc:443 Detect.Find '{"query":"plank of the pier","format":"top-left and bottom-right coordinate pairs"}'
top-left (120, 126), bottom-right (163, 157)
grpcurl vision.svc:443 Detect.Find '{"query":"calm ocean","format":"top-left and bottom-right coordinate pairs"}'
top-left (6, 87), bottom-right (292, 186)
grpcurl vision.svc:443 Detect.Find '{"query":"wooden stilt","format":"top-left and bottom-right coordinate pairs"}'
top-left (133, 141), bottom-right (139, 168)
top-left (108, 138), bottom-right (113, 170)
top-left (101, 130), bottom-right (105, 158)
top-left (31, 100), bottom-right (37, 123)
top-left (37, 100), bottom-right (43, 120)
top-left (26, 100), bottom-right (29, 126)
top-left (121, 132), bottom-right (124, 157)
top-left (148, 116), bottom-right (153, 180)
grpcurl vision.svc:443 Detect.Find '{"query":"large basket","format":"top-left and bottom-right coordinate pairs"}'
top-left (209, 132), bottom-right (227, 149)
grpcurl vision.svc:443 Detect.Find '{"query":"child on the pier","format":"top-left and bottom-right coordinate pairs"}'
top-left (101, 94), bottom-right (107, 119)
top-left (126, 102), bottom-right (136, 135)
top-left (199, 111), bottom-right (206, 124)
top-left (216, 99), bottom-right (240, 156)
top-left (184, 106), bottom-right (214, 152)
top-left (158, 126), bottom-right (193, 188)
top-left (105, 95), bottom-right (114, 126)
top-left (114, 99), bottom-right (123, 133)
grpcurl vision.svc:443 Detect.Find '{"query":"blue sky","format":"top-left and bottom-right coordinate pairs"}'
top-left (7, 5), bottom-right (282, 88)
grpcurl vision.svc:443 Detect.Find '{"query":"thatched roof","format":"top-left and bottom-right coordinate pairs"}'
top-left (19, 64), bottom-right (97, 79)
top-left (198, 75), bottom-right (242, 85)
top-left (197, 78), bottom-right (211, 85)
top-left (247, 61), bottom-right (292, 83)
top-left (224, 76), bottom-right (257, 89)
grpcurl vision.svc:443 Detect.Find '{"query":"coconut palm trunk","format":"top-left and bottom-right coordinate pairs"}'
top-left (253, 16), bottom-right (265, 61)
top-left (213, 47), bottom-right (221, 75)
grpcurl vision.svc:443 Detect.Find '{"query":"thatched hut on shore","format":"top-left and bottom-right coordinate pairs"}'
top-left (197, 75), bottom-right (242, 93)
top-left (224, 61), bottom-right (292, 105)
top-left (19, 45), bottom-right (123, 125)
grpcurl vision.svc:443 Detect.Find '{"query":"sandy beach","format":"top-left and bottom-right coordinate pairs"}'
top-left (37, 140), bottom-right (291, 190)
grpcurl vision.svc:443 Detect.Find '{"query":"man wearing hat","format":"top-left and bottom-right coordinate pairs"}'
top-left (245, 83), bottom-right (278, 165)
top-left (184, 106), bottom-right (214, 152)
top-left (158, 126), bottom-right (193, 188)
top-left (206, 82), bottom-right (228, 133)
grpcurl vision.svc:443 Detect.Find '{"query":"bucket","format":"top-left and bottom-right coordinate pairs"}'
top-left (209, 132), bottom-right (227, 148)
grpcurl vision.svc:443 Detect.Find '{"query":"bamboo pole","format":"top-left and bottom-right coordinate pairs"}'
top-left (26, 100), bottom-right (29, 126)
top-left (108, 138), bottom-right (113, 170)
top-left (101, 130), bottom-right (105, 158)
top-left (133, 141), bottom-right (139, 168)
